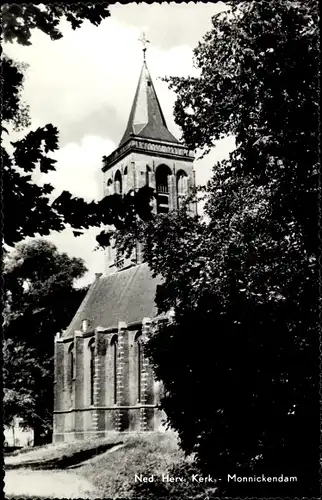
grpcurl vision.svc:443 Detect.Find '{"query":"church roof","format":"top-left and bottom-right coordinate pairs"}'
top-left (119, 61), bottom-right (180, 147)
top-left (63, 263), bottom-right (162, 337)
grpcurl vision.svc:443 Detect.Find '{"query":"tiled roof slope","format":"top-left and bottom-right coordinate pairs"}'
top-left (63, 263), bottom-right (162, 337)
top-left (119, 61), bottom-right (180, 147)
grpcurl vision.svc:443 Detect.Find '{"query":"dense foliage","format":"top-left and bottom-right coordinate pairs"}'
top-left (3, 240), bottom-right (88, 443)
top-left (1, 3), bottom-right (153, 247)
top-left (115, 1), bottom-right (320, 496)
top-left (1, 2), bottom-right (111, 445)
top-left (2, 4), bottom-right (111, 46)
top-left (1, 2), bottom-right (155, 445)
top-left (2, 4), bottom-right (107, 245)
top-left (1, 3), bottom-right (319, 491)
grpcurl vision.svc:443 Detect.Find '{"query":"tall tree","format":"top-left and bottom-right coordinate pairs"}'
top-left (1, 3), bottom-right (109, 246)
top-left (114, 1), bottom-right (319, 496)
top-left (2, 1), bottom-right (166, 254)
top-left (3, 239), bottom-right (88, 444)
top-left (1, 3), bottom-right (153, 247)
top-left (2, 4), bottom-right (111, 46)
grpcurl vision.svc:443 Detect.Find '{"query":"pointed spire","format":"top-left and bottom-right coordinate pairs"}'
top-left (119, 38), bottom-right (179, 147)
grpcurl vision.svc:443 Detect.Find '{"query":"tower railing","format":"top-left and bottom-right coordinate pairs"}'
top-left (157, 185), bottom-right (169, 194)
top-left (103, 138), bottom-right (194, 171)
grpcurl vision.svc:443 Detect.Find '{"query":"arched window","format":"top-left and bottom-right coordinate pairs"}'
top-left (68, 342), bottom-right (75, 383)
top-left (176, 170), bottom-right (188, 208)
top-left (89, 340), bottom-right (95, 406)
top-left (111, 335), bottom-right (118, 404)
top-left (114, 170), bottom-right (122, 195)
top-left (135, 332), bottom-right (142, 403)
top-left (68, 342), bottom-right (75, 407)
top-left (123, 166), bottom-right (128, 193)
top-left (156, 165), bottom-right (172, 213)
top-left (107, 178), bottom-right (113, 195)
top-left (146, 165), bottom-right (151, 187)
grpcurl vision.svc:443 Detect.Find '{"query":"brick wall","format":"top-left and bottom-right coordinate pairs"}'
top-left (53, 317), bottom-right (167, 442)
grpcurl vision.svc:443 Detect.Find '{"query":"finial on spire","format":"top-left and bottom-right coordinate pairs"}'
top-left (138, 32), bottom-right (150, 62)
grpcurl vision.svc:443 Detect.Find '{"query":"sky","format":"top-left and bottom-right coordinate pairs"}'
top-left (4, 1), bottom-right (235, 286)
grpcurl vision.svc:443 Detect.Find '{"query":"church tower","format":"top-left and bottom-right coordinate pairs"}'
top-left (53, 39), bottom-right (196, 442)
top-left (103, 42), bottom-right (196, 272)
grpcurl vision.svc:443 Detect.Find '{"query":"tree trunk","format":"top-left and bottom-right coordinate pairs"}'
top-left (33, 422), bottom-right (45, 447)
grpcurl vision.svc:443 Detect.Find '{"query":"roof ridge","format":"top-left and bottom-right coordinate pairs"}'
top-left (101, 262), bottom-right (149, 280)
top-left (61, 263), bottom-right (161, 337)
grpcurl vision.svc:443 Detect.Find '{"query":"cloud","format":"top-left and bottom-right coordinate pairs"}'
top-left (110, 1), bottom-right (227, 51)
top-left (44, 227), bottom-right (106, 288)
top-left (4, 13), bottom-right (201, 147)
top-left (3, 3), bottom-right (235, 285)
top-left (38, 136), bottom-right (116, 202)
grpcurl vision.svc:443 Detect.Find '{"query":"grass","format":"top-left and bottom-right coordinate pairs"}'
top-left (5, 432), bottom-right (121, 466)
top-left (79, 432), bottom-right (186, 498)
top-left (5, 432), bottom-right (218, 498)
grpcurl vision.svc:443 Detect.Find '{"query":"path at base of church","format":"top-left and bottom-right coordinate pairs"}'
top-left (4, 469), bottom-right (101, 499)
top-left (4, 444), bottom-right (127, 498)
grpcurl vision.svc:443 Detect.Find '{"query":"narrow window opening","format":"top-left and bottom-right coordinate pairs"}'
top-left (177, 170), bottom-right (188, 209)
top-left (111, 336), bottom-right (118, 404)
top-left (146, 165), bottom-right (151, 187)
top-left (89, 341), bottom-right (95, 406)
top-left (124, 166), bottom-right (128, 193)
top-left (114, 170), bottom-right (122, 195)
top-left (68, 343), bottom-right (75, 383)
top-left (137, 338), bottom-right (142, 402)
top-left (107, 178), bottom-right (113, 195)
top-left (156, 165), bottom-right (171, 213)
top-left (68, 342), bottom-right (75, 407)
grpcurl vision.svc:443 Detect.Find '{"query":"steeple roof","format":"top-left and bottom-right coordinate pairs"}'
top-left (119, 61), bottom-right (180, 147)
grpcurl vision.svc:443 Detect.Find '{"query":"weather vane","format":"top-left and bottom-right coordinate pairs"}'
top-left (138, 32), bottom-right (150, 61)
